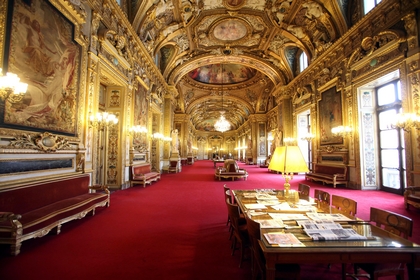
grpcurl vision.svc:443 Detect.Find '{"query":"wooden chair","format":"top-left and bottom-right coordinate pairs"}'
top-left (298, 183), bottom-right (310, 201)
top-left (354, 207), bottom-right (413, 280)
top-left (224, 184), bottom-right (232, 226)
top-left (314, 189), bottom-right (330, 211)
top-left (331, 194), bottom-right (357, 217)
top-left (245, 215), bottom-right (300, 280)
top-left (330, 195), bottom-right (358, 278)
top-left (226, 199), bottom-right (249, 268)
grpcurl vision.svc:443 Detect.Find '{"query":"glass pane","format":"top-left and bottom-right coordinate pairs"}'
top-left (378, 109), bottom-right (397, 130)
top-left (397, 81), bottom-right (401, 101)
top-left (380, 130), bottom-right (398, 148)
top-left (382, 168), bottom-right (400, 189)
top-left (377, 83), bottom-right (395, 106)
top-left (381, 150), bottom-right (399, 168)
top-left (364, 0), bottom-right (375, 14)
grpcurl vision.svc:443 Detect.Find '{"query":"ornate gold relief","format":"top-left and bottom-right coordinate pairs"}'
top-left (8, 132), bottom-right (71, 152)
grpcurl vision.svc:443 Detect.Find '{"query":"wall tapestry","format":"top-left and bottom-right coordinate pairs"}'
top-left (2, 0), bottom-right (80, 136)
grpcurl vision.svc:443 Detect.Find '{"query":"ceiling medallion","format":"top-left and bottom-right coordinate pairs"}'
top-left (223, 0), bottom-right (245, 10)
top-left (212, 18), bottom-right (248, 42)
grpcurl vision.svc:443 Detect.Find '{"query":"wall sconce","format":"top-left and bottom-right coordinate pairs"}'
top-left (89, 111), bottom-right (118, 130)
top-left (331, 126), bottom-right (352, 137)
top-left (301, 133), bottom-right (315, 142)
top-left (129, 125), bottom-right (147, 138)
top-left (390, 113), bottom-right (420, 132)
top-left (151, 132), bottom-right (163, 141)
top-left (150, 133), bottom-right (171, 142)
top-left (0, 70), bottom-right (28, 102)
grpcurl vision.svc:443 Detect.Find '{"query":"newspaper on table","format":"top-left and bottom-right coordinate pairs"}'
top-left (257, 199), bottom-right (280, 206)
top-left (244, 203), bottom-right (267, 210)
top-left (264, 232), bottom-right (305, 247)
top-left (297, 220), bottom-right (343, 230)
top-left (254, 219), bottom-right (284, 228)
top-left (306, 212), bottom-right (354, 222)
top-left (269, 213), bottom-right (309, 221)
top-left (256, 193), bottom-right (278, 200)
top-left (304, 228), bottom-right (368, 241)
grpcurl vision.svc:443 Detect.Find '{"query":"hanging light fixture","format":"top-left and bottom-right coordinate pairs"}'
top-left (214, 64), bottom-right (231, 133)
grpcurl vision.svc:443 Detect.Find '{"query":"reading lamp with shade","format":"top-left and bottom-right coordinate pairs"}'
top-left (268, 146), bottom-right (309, 198)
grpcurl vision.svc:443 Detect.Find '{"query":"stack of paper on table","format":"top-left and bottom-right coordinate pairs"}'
top-left (254, 219), bottom-right (284, 228)
top-left (244, 203), bottom-right (267, 210)
top-left (306, 213), bottom-right (354, 222)
top-left (269, 213), bottom-right (309, 221)
top-left (256, 193), bottom-right (278, 200)
top-left (270, 202), bottom-right (313, 212)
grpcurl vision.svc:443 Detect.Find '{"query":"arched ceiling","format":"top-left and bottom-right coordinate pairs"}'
top-left (131, 0), bottom-right (349, 132)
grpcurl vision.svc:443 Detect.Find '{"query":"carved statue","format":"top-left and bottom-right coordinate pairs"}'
top-left (171, 129), bottom-right (179, 152)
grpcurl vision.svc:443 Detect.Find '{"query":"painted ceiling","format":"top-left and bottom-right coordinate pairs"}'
top-left (131, 0), bottom-right (349, 132)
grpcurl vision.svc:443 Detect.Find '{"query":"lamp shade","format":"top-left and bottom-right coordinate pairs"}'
top-left (268, 146), bottom-right (309, 174)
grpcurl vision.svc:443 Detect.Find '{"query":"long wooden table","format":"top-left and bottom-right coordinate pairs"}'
top-left (233, 190), bottom-right (420, 280)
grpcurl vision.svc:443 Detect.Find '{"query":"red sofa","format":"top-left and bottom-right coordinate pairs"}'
top-left (0, 174), bottom-right (109, 256)
top-left (130, 164), bottom-right (161, 187)
top-left (305, 163), bottom-right (348, 188)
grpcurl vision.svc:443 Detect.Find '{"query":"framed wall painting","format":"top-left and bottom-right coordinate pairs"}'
top-left (2, 0), bottom-right (80, 136)
top-left (318, 86), bottom-right (343, 145)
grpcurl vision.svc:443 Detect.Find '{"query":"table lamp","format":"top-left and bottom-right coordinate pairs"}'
top-left (268, 146), bottom-right (309, 198)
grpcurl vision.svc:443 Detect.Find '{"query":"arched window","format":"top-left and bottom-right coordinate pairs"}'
top-left (364, 0), bottom-right (382, 15)
top-left (299, 52), bottom-right (308, 73)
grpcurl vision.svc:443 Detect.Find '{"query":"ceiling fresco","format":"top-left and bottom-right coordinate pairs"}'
top-left (188, 64), bottom-right (257, 84)
top-left (132, 0), bottom-right (349, 132)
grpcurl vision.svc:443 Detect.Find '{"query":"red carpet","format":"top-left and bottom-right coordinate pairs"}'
top-left (1, 160), bottom-right (419, 280)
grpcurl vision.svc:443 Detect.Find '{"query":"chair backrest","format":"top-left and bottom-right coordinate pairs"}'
top-left (224, 159), bottom-right (239, 172)
top-left (331, 194), bottom-right (357, 217)
top-left (314, 189), bottom-right (330, 211)
top-left (298, 184), bottom-right (310, 201)
top-left (370, 207), bottom-right (413, 238)
top-left (226, 199), bottom-right (242, 231)
top-left (224, 184), bottom-right (231, 200)
top-left (245, 215), bottom-right (265, 272)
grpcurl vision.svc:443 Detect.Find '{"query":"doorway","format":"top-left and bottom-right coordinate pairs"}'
top-left (358, 70), bottom-right (405, 194)
top-left (376, 81), bottom-right (405, 194)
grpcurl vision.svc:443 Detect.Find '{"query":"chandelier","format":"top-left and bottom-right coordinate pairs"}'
top-left (214, 111), bottom-right (230, 132)
top-left (214, 64), bottom-right (231, 133)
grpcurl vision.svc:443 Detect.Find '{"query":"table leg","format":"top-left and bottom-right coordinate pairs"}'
top-left (265, 261), bottom-right (275, 280)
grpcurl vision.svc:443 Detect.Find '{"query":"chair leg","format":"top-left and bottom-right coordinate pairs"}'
top-left (231, 236), bottom-right (237, 256)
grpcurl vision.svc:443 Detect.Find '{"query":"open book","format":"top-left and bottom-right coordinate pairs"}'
top-left (263, 232), bottom-right (305, 247)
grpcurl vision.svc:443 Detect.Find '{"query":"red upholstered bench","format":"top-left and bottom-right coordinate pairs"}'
top-left (305, 163), bottom-right (348, 188)
top-left (130, 164), bottom-right (161, 187)
top-left (0, 174), bottom-right (109, 256)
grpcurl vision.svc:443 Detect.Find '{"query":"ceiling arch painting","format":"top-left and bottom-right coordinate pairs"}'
top-left (133, 0), bottom-right (349, 132)
top-left (188, 64), bottom-right (257, 85)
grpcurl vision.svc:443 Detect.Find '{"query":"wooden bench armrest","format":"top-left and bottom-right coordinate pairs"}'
top-left (0, 212), bottom-right (22, 222)
top-left (89, 185), bottom-right (110, 194)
